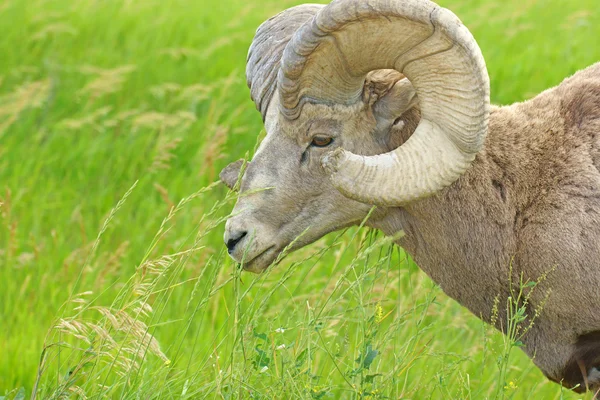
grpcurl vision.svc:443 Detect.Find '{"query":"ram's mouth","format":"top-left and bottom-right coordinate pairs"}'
top-left (239, 245), bottom-right (279, 273)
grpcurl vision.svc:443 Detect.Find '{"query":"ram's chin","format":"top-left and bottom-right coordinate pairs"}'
top-left (237, 231), bottom-right (336, 273)
top-left (240, 246), bottom-right (280, 273)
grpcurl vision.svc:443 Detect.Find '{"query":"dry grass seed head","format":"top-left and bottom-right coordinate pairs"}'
top-left (78, 65), bottom-right (136, 99)
top-left (0, 80), bottom-right (50, 135)
top-left (30, 23), bottom-right (77, 41)
top-left (149, 137), bottom-right (182, 173)
top-left (201, 125), bottom-right (228, 181)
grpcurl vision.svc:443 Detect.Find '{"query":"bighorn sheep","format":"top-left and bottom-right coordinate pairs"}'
top-left (219, 0), bottom-right (600, 392)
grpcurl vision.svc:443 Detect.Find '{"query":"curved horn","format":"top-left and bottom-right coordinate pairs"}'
top-left (279, 0), bottom-right (490, 205)
top-left (246, 4), bottom-right (324, 121)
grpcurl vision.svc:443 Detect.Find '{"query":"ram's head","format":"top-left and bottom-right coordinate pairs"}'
top-left (220, 0), bottom-right (490, 273)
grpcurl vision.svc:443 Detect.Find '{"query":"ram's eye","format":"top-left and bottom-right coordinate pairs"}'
top-left (311, 136), bottom-right (333, 147)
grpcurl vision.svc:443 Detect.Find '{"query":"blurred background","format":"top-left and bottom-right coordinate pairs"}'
top-left (1, 0), bottom-right (599, 398)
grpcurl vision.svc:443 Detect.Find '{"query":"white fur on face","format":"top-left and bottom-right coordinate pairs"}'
top-left (254, 93), bottom-right (281, 157)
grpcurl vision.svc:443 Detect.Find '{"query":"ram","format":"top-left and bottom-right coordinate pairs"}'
top-left (219, 0), bottom-right (600, 392)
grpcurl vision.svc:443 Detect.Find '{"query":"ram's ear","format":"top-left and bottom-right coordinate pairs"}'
top-left (373, 78), bottom-right (418, 121)
top-left (364, 70), bottom-right (418, 124)
top-left (373, 78), bottom-right (418, 122)
top-left (219, 159), bottom-right (246, 191)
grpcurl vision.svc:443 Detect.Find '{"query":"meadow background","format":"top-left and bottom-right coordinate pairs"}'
top-left (1, 0), bottom-right (599, 398)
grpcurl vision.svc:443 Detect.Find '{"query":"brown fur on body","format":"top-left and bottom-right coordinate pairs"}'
top-left (369, 63), bottom-right (600, 391)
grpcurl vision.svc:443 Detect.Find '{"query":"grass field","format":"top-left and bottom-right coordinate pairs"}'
top-left (1, 0), bottom-right (599, 398)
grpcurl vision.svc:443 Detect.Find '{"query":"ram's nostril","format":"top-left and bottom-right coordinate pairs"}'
top-left (226, 231), bottom-right (248, 254)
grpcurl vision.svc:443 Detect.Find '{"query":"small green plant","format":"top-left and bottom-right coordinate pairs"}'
top-left (490, 262), bottom-right (553, 400)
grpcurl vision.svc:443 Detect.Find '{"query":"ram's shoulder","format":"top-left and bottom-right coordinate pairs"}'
top-left (558, 63), bottom-right (600, 129)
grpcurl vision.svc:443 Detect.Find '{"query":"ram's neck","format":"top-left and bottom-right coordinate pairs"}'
top-left (367, 103), bottom-right (538, 322)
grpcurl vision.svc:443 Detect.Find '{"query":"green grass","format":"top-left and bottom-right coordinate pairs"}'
top-left (1, 0), bottom-right (599, 398)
